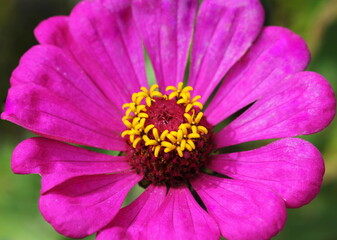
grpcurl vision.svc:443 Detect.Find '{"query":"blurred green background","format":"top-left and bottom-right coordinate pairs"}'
top-left (1, 0), bottom-right (337, 239)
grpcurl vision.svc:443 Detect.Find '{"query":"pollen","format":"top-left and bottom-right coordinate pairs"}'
top-left (121, 82), bottom-right (213, 186)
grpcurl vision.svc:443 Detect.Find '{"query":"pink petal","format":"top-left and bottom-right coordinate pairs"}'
top-left (11, 137), bottom-right (131, 193)
top-left (143, 186), bottom-right (219, 240)
top-left (35, 16), bottom-right (131, 111)
top-left (215, 71), bottom-right (336, 148)
top-left (34, 16), bottom-right (70, 48)
top-left (9, 44), bottom-right (125, 132)
top-left (97, 185), bottom-right (166, 240)
top-left (209, 138), bottom-right (324, 208)
top-left (39, 172), bottom-right (141, 238)
top-left (205, 26), bottom-right (310, 125)
top-left (98, 0), bottom-right (131, 11)
top-left (133, 0), bottom-right (198, 87)
top-left (188, 0), bottom-right (264, 101)
top-left (2, 84), bottom-right (126, 151)
top-left (69, 0), bottom-right (148, 96)
top-left (191, 174), bottom-right (286, 240)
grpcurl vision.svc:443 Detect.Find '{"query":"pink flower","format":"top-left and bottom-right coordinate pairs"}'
top-left (2, 0), bottom-right (336, 239)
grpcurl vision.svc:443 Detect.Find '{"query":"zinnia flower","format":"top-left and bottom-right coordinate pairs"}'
top-left (2, 0), bottom-right (336, 239)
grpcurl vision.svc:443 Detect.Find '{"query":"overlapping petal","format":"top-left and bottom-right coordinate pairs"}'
top-left (8, 44), bottom-right (125, 131)
top-left (11, 137), bottom-right (131, 192)
top-left (39, 172), bottom-right (141, 239)
top-left (209, 138), bottom-right (324, 208)
top-left (191, 174), bottom-right (286, 240)
top-left (35, 0), bottom-right (147, 108)
top-left (188, 0), bottom-right (264, 101)
top-left (69, 0), bottom-right (148, 95)
top-left (34, 16), bottom-right (70, 49)
top-left (133, 0), bottom-right (198, 87)
top-left (205, 26), bottom-right (310, 125)
top-left (35, 17), bottom-right (130, 110)
top-left (97, 185), bottom-right (166, 240)
top-left (215, 71), bottom-right (336, 148)
top-left (144, 187), bottom-right (219, 240)
top-left (2, 84), bottom-right (126, 151)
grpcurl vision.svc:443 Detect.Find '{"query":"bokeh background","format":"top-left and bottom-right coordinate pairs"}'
top-left (1, 0), bottom-right (337, 239)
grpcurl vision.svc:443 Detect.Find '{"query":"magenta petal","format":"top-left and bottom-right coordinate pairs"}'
top-left (144, 186), bottom-right (219, 240)
top-left (11, 137), bottom-right (131, 193)
top-left (133, 0), bottom-right (198, 87)
top-left (69, 0), bottom-right (147, 95)
top-left (8, 44), bottom-right (125, 131)
top-left (209, 138), bottom-right (324, 208)
top-left (205, 26), bottom-right (310, 125)
top-left (191, 174), bottom-right (286, 240)
top-left (35, 14), bottom-right (131, 109)
top-left (34, 16), bottom-right (70, 48)
top-left (2, 85), bottom-right (126, 151)
top-left (215, 71), bottom-right (336, 148)
top-left (98, 0), bottom-right (131, 11)
top-left (188, 0), bottom-right (264, 101)
top-left (97, 185), bottom-right (166, 240)
top-left (39, 172), bottom-right (141, 239)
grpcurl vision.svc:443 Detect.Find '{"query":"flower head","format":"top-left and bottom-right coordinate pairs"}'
top-left (2, 0), bottom-right (336, 239)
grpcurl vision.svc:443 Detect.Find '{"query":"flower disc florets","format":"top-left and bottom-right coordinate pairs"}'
top-left (122, 82), bottom-right (213, 186)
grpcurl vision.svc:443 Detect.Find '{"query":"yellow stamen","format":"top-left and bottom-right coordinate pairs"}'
top-left (177, 98), bottom-right (187, 104)
top-left (169, 91), bottom-right (179, 100)
top-left (132, 117), bottom-right (140, 127)
top-left (187, 139), bottom-right (196, 150)
top-left (185, 104), bottom-right (193, 113)
top-left (132, 93), bottom-right (138, 102)
top-left (140, 86), bottom-right (148, 93)
top-left (166, 134), bottom-right (177, 143)
top-left (152, 128), bottom-right (160, 140)
top-left (132, 137), bottom-right (142, 148)
top-left (125, 108), bottom-right (133, 117)
top-left (197, 125), bottom-right (208, 134)
top-left (144, 124), bottom-right (155, 134)
top-left (176, 147), bottom-right (183, 157)
top-left (136, 105), bottom-right (146, 112)
top-left (179, 124), bottom-right (188, 135)
top-left (180, 139), bottom-right (186, 151)
top-left (154, 145), bottom-right (161, 157)
top-left (122, 103), bottom-right (130, 109)
top-left (121, 82), bottom-right (209, 158)
top-left (185, 143), bottom-right (193, 151)
top-left (161, 141), bottom-right (176, 149)
top-left (145, 140), bottom-right (158, 146)
top-left (123, 119), bottom-right (132, 128)
top-left (150, 84), bottom-right (159, 92)
top-left (151, 91), bottom-right (163, 98)
top-left (195, 112), bottom-right (203, 124)
top-left (192, 95), bottom-right (201, 102)
top-left (170, 131), bottom-right (178, 137)
top-left (164, 147), bottom-right (175, 153)
top-left (181, 86), bottom-right (193, 93)
top-left (166, 86), bottom-right (177, 92)
top-left (188, 133), bottom-right (200, 138)
top-left (121, 130), bottom-right (130, 138)
top-left (138, 112), bottom-right (149, 118)
top-left (192, 101), bottom-right (203, 110)
top-left (184, 113), bottom-right (193, 123)
top-left (177, 129), bottom-right (183, 142)
top-left (160, 130), bottom-right (169, 140)
top-left (146, 97), bottom-right (152, 107)
top-left (177, 82), bottom-right (183, 91)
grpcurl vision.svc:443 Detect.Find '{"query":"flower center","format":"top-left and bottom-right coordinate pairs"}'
top-left (121, 82), bottom-right (213, 186)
